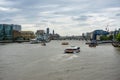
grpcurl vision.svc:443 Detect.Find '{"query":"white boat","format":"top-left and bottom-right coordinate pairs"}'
top-left (30, 39), bottom-right (41, 44)
top-left (64, 46), bottom-right (80, 53)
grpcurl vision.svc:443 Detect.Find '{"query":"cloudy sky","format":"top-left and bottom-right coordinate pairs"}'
top-left (0, 0), bottom-right (120, 36)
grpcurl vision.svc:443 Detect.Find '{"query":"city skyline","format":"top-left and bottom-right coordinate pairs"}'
top-left (0, 0), bottom-right (120, 36)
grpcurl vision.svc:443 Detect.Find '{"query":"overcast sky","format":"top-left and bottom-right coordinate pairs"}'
top-left (0, 0), bottom-right (120, 36)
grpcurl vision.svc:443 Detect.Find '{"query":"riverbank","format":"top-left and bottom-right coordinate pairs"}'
top-left (0, 40), bottom-right (30, 43)
top-left (86, 40), bottom-right (113, 45)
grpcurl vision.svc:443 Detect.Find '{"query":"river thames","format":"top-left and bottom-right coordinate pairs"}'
top-left (0, 40), bottom-right (120, 80)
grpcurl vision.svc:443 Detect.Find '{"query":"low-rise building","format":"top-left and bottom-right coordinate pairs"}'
top-left (13, 30), bottom-right (21, 40)
top-left (21, 31), bottom-right (35, 40)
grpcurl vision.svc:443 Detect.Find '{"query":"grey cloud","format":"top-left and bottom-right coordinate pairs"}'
top-left (1, 18), bottom-right (12, 22)
top-left (77, 23), bottom-right (90, 26)
top-left (116, 13), bottom-right (120, 16)
top-left (50, 21), bottom-right (67, 24)
top-left (72, 16), bottom-right (93, 21)
top-left (0, 0), bottom-right (120, 35)
top-left (41, 19), bottom-right (48, 22)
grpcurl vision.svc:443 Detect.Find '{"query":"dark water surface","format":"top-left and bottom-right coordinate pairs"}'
top-left (0, 40), bottom-right (120, 80)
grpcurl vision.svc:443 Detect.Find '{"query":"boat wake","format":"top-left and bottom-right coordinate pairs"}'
top-left (50, 54), bottom-right (78, 62)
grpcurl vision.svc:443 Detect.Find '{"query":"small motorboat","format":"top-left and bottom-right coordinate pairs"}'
top-left (41, 43), bottom-right (46, 46)
top-left (61, 42), bottom-right (69, 45)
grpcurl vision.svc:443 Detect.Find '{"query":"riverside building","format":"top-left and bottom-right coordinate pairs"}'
top-left (21, 31), bottom-right (35, 40)
top-left (0, 24), bottom-right (21, 41)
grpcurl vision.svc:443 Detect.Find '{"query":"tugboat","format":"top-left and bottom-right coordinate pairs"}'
top-left (89, 43), bottom-right (97, 47)
top-left (89, 40), bottom-right (97, 47)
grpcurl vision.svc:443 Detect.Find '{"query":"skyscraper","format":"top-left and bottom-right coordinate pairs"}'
top-left (46, 28), bottom-right (49, 34)
top-left (53, 30), bottom-right (54, 35)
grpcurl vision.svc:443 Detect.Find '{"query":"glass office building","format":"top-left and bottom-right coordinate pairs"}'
top-left (0, 24), bottom-right (21, 40)
top-left (0, 24), bottom-right (4, 40)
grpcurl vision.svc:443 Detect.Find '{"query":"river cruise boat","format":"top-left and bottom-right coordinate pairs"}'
top-left (64, 46), bottom-right (80, 53)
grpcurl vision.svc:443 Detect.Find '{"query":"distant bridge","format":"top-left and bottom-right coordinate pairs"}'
top-left (59, 36), bottom-right (85, 40)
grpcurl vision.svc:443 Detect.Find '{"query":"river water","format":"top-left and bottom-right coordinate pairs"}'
top-left (0, 40), bottom-right (120, 80)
